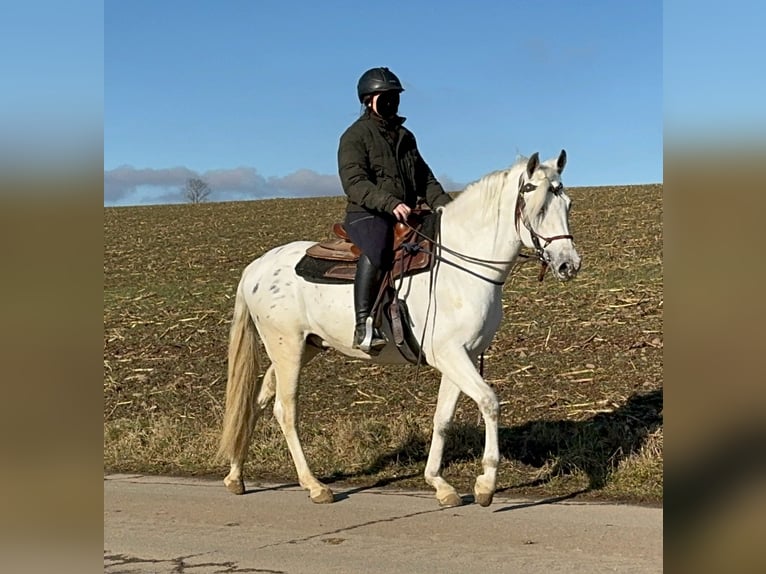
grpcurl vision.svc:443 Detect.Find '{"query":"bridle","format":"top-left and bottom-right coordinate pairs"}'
top-left (514, 176), bottom-right (574, 281)
top-left (401, 176), bottom-right (575, 284)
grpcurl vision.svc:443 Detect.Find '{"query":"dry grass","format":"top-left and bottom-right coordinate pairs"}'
top-left (104, 184), bottom-right (663, 503)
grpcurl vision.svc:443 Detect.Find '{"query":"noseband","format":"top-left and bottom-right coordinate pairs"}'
top-left (515, 177), bottom-right (574, 280)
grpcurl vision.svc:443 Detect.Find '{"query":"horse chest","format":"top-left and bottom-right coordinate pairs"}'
top-left (424, 286), bottom-right (503, 341)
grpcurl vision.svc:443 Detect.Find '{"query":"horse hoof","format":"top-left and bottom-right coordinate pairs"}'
top-left (224, 477), bottom-right (245, 495)
top-left (438, 492), bottom-right (463, 508)
top-left (310, 489), bottom-right (334, 504)
top-left (474, 491), bottom-right (494, 507)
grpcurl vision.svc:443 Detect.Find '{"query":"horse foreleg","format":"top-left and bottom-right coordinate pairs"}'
top-left (473, 415), bottom-right (500, 507)
top-left (433, 348), bottom-right (500, 507)
top-left (223, 364), bottom-right (278, 494)
top-left (271, 345), bottom-right (333, 504)
top-left (424, 376), bottom-right (463, 507)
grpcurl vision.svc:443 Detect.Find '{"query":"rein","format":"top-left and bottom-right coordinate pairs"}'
top-left (401, 221), bottom-right (508, 286)
top-left (402, 186), bottom-right (574, 285)
top-left (397, 223), bottom-right (495, 384)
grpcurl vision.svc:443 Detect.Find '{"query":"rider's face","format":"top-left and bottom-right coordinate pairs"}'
top-left (372, 91), bottom-right (400, 119)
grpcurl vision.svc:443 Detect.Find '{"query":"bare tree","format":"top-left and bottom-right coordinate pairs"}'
top-left (183, 177), bottom-right (212, 204)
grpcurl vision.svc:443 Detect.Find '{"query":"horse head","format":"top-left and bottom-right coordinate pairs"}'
top-left (515, 149), bottom-right (581, 281)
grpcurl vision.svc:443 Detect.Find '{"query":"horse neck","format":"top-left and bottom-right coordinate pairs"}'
top-left (438, 170), bottom-right (523, 280)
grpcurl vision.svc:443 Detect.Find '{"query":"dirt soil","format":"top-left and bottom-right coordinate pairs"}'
top-left (104, 184), bottom-right (663, 503)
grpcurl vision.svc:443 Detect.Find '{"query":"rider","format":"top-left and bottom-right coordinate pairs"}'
top-left (338, 66), bottom-right (453, 351)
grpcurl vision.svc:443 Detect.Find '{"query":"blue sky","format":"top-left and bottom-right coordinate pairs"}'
top-left (1, 1), bottom-right (102, 174)
top-left (664, 0), bottom-right (766, 144)
top-left (3, 2), bottom-right (765, 206)
top-left (104, 0), bottom-right (662, 206)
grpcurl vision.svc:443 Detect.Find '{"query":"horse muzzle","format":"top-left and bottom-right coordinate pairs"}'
top-left (549, 251), bottom-right (581, 281)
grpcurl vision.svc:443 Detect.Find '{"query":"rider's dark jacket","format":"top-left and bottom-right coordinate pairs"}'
top-left (338, 110), bottom-right (453, 215)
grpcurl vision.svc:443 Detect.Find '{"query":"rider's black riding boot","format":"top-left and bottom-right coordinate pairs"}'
top-left (353, 254), bottom-right (387, 351)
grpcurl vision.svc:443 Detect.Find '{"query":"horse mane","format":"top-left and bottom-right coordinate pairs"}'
top-left (445, 156), bottom-right (529, 221)
top-left (443, 154), bottom-right (556, 232)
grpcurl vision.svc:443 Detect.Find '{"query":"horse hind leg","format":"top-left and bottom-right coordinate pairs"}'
top-left (267, 336), bottom-right (332, 503)
top-left (424, 376), bottom-right (463, 508)
top-left (223, 364), bottom-right (277, 494)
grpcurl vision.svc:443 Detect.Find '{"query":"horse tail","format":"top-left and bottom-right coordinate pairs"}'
top-left (216, 281), bottom-right (262, 465)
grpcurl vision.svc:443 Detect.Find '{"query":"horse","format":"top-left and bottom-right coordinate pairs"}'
top-left (217, 150), bottom-right (581, 507)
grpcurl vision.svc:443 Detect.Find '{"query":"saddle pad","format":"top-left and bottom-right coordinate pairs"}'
top-left (295, 256), bottom-right (357, 284)
top-left (295, 245), bottom-right (432, 285)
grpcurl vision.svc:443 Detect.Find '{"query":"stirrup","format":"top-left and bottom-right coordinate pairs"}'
top-left (354, 317), bottom-right (386, 352)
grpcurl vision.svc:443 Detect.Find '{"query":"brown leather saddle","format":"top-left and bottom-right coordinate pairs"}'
top-left (300, 209), bottom-right (435, 283)
top-left (294, 209), bottom-right (439, 364)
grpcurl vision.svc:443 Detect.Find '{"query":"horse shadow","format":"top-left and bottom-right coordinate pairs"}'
top-left (494, 388), bottom-right (663, 491)
top-left (323, 389), bottom-right (663, 501)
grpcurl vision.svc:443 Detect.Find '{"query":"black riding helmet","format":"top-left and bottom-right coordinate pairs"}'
top-left (357, 67), bottom-right (404, 103)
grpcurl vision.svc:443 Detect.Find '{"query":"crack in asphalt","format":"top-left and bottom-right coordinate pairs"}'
top-left (253, 506), bottom-right (450, 550)
top-left (104, 551), bottom-right (286, 573)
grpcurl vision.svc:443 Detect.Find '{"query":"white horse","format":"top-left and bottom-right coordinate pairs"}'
top-left (218, 150), bottom-right (580, 507)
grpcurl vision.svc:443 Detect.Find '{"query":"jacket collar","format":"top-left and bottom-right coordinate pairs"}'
top-left (364, 109), bottom-right (406, 129)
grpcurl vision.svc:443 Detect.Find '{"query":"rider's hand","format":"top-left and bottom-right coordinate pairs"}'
top-left (392, 202), bottom-right (412, 223)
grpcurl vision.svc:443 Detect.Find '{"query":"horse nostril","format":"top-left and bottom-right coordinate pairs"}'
top-left (558, 262), bottom-right (570, 276)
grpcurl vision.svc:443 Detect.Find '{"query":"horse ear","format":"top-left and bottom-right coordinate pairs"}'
top-left (526, 152), bottom-right (540, 178)
top-left (557, 149), bottom-right (567, 173)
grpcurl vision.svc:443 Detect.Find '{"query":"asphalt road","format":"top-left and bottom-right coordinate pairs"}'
top-left (104, 474), bottom-right (662, 573)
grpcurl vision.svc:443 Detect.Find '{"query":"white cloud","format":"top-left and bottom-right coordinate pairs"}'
top-left (104, 165), bottom-right (196, 205)
top-left (104, 165), bottom-right (343, 206)
top-left (436, 173), bottom-right (467, 193)
top-left (267, 169), bottom-right (342, 197)
top-left (104, 165), bottom-right (466, 206)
